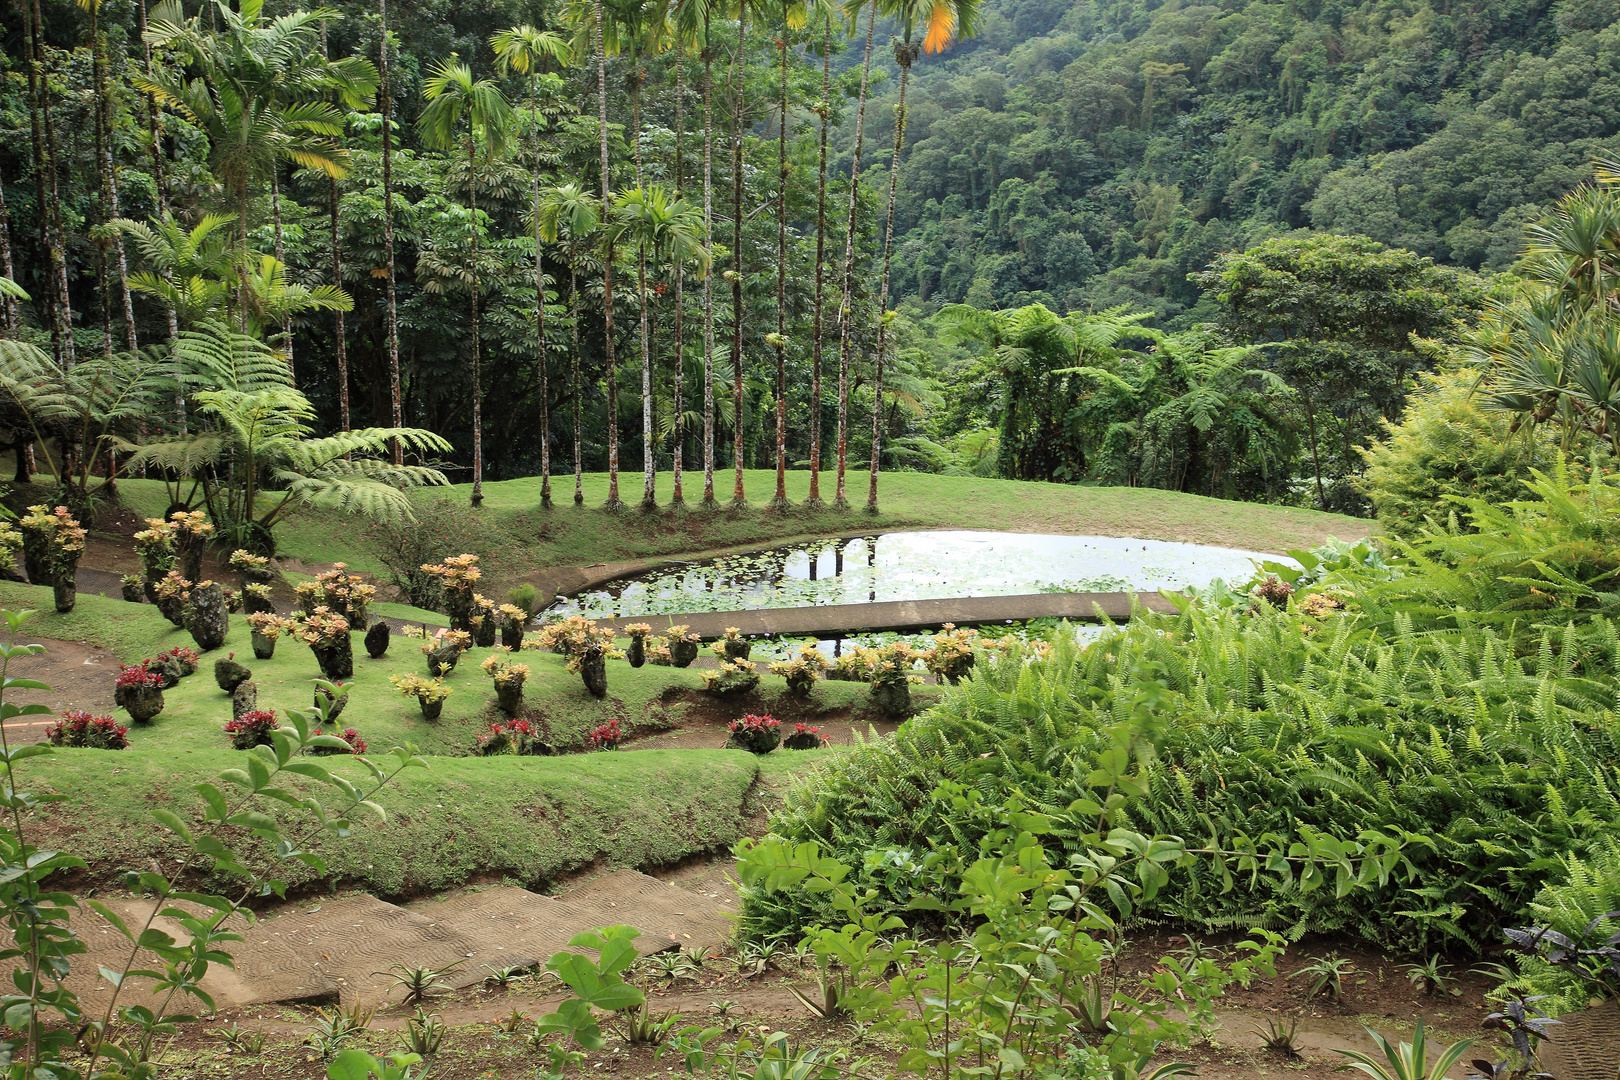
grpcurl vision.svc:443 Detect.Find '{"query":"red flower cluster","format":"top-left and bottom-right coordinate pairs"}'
top-left (792, 723), bottom-right (821, 735)
top-left (47, 710), bottom-right (129, 750)
top-left (115, 662), bottom-right (162, 689)
top-left (475, 718), bottom-right (547, 756)
top-left (727, 713), bottom-right (779, 734)
top-left (164, 646), bottom-right (200, 671)
top-left (585, 719), bottom-right (623, 750)
top-left (224, 710), bottom-right (278, 750)
top-left (310, 727), bottom-right (368, 755)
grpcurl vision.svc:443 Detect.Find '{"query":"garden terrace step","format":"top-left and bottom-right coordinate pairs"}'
top-left (65, 872), bottom-right (731, 1012)
top-left (406, 870), bottom-right (734, 969)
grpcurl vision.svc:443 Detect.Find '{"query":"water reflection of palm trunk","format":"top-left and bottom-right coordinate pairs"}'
top-left (868, 537), bottom-right (876, 602)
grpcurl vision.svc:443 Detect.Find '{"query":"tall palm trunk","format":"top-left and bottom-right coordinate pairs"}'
top-left (595, 0), bottom-right (623, 510)
top-left (671, 56), bottom-right (686, 505)
top-left (729, 8), bottom-right (748, 506)
top-left (331, 176), bottom-right (348, 431)
top-left (380, 0), bottom-right (403, 461)
top-left (804, 15), bottom-right (831, 506)
top-left (632, 52), bottom-right (657, 509)
top-left (571, 264), bottom-right (584, 504)
top-left (868, 41), bottom-right (915, 513)
top-left (535, 171), bottom-right (552, 508)
top-left (0, 181), bottom-right (16, 330)
top-left (272, 170), bottom-right (294, 371)
top-left (468, 140), bottom-right (485, 507)
top-left (701, 20), bottom-right (717, 507)
top-left (833, 1), bottom-right (876, 507)
top-left (90, 3), bottom-right (136, 353)
top-left (140, 0), bottom-right (183, 431)
top-left (769, 9), bottom-right (790, 510)
top-left (25, 0), bottom-right (74, 367)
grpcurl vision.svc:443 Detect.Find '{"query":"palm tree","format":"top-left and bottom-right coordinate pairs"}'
top-left (609, 184), bottom-right (710, 508)
top-left (832, 0), bottom-right (877, 508)
top-left (539, 183), bottom-right (603, 508)
top-left (80, 0), bottom-right (138, 355)
top-left (673, 0), bottom-right (723, 506)
top-left (378, 0), bottom-right (402, 460)
top-left (803, 5), bottom-right (836, 506)
top-left (769, 0), bottom-right (809, 509)
top-left (865, 0), bottom-right (980, 511)
top-left (728, 0), bottom-right (770, 506)
top-left (21, 0), bottom-right (72, 366)
top-left (417, 59), bottom-right (512, 509)
top-left (494, 25), bottom-right (573, 509)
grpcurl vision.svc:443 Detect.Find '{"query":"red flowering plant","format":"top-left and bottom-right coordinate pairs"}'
top-left (115, 662), bottom-right (162, 690)
top-left (474, 718), bottom-right (548, 756)
top-left (585, 719), bottom-right (623, 751)
top-left (163, 646), bottom-right (200, 676)
top-left (783, 722), bottom-right (827, 751)
top-left (47, 710), bottom-right (129, 750)
top-left (726, 713), bottom-right (781, 754)
top-left (308, 727), bottom-right (368, 756)
top-left (224, 709), bottom-right (279, 750)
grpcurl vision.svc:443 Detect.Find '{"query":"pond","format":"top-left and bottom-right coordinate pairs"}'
top-left (545, 530), bottom-right (1279, 620)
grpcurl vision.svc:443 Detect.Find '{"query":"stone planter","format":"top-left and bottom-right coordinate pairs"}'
top-left (786, 672), bottom-right (816, 698)
top-left (231, 682), bottom-right (257, 721)
top-left (496, 681), bottom-right (524, 715)
top-left (579, 651), bottom-right (607, 698)
top-left (364, 621), bottom-right (390, 659)
top-left (122, 684), bottom-right (164, 723)
top-left (500, 623), bottom-right (525, 650)
top-left (726, 726), bottom-right (780, 754)
top-left (185, 582), bottom-right (230, 651)
top-left (250, 631), bottom-right (277, 660)
top-left (473, 617), bottom-right (498, 648)
top-left (121, 581), bottom-right (144, 603)
top-left (214, 656), bottom-right (252, 693)
top-left (310, 636), bottom-right (354, 680)
top-left (143, 572), bottom-right (163, 605)
top-left (242, 591), bottom-right (276, 615)
top-left (155, 591), bottom-right (187, 628)
top-left (670, 639), bottom-right (699, 668)
top-left (346, 606), bottom-right (368, 632)
top-left (52, 578), bottom-right (75, 614)
top-left (869, 680), bottom-right (911, 718)
top-left (427, 644), bottom-right (461, 678)
top-left (722, 639), bottom-right (752, 661)
top-left (627, 638), bottom-right (646, 668)
top-left (783, 729), bottom-right (824, 750)
top-left (420, 697), bottom-right (444, 720)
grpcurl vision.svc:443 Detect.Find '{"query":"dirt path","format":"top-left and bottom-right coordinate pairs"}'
top-left (1, 635), bottom-right (121, 744)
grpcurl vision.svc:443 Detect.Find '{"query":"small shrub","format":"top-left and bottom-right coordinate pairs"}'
top-left (294, 564), bottom-right (375, 629)
top-left (534, 615), bottom-right (620, 697)
top-left (508, 583), bottom-right (539, 619)
top-left (408, 626), bottom-right (472, 677)
top-left (703, 658), bottom-right (760, 697)
top-left (392, 672), bottom-right (452, 704)
top-left (769, 642), bottom-right (828, 696)
top-left (46, 710), bottom-right (129, 750)
top-left (308, 727), bottom-right (368, 755)
top-left (782, 722), bottom-right (826, 750)
top-left (585, 719), bottom-right (623, 750)
top-left (482, 649), bottom-right (530, 715)
top-left (224, 709), bottom-right (278, 750)
top-left (420, 554), bottom-right (482, 630)
top-left (474, 718), bottom-right (548, 756)
top-left (295, 606), bottom-right (354, 679)
top-left (364, 499), bottom-right (483, 609)
top-left (19, 504), bottom-right (85, 592)
top-left (726, 713), bottom-right (780, 754)
top-left (923, 623), bottom-right (978, 684)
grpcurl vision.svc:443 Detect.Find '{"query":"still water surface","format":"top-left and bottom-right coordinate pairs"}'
top-left (546, 530), bottom-right (1277, 619)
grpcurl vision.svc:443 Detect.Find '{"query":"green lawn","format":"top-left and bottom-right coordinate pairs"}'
top-left (0, 584), bottom-right (888, 898)
top-left (102, 471), bottom-right (1372, 584)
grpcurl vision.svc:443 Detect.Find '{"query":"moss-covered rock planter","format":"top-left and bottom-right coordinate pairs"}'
top-left (117, 680), bottom-right (164, 724)
top-left (231, 681), bottom-right (258, 721)
top-left (718, 628), bottom-right (751, 661)
top-left (214, 655), bottom-right (252, 693)
top-left (869, 680), bottom-right (911, 717)
top-left (578, 651), bottom-right (607, 698)
top-left (311, 638), bottom-right (354, 680)
top-left (392, 673), bottom-right (451, 721)
top-left (783, 723), bottom-right (827, 750)
top-left (184, 581), bottom-right (231, 651)
top-left (120, 575), bottom-right (144, 603)
top-left (626, 624), bottom-right (652, 669)
top-left (298, 608), bottom-right (355, 680)
top-left (250, 631), bottom-right (277, 660)
top-left (702, 659), bottom-right (760, 697)
top-left (421, 697), bottom-right (444, 720)
top-left (725, 714), bottom-right (780, 754)
top-left (364, 621), bottom-right (390, 659)
top-left (52, 578), bottom-right (75, 615)
top-left (670, 637), bottom-right (699, 668)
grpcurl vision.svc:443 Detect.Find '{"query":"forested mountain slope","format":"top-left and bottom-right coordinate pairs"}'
top-left (858, 0), bottom-right (1620, 322)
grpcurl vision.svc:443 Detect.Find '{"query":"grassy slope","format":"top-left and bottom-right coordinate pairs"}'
top-left (0, 584), bottom-right (860, 897)
top-left (109, 471), bottom-right (1372, 581)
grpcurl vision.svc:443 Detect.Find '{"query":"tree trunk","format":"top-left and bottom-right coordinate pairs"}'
top-left (272, 169), bottom-right (294, 372)
top-left (804, 16), bottom-right (832, 506)
top-left (671, 53), bottom-right (686, 505)
top-left (869, 43), bottom-right (914, 514)
top-left (571, 266), bottom-right (584, 505)
top-left (140, 0), bottom-right (183, 431)
top-left (639, 239), bottom-right (655, 508)
top-left (0, 179), bottom-right (17, 331)
top-left (701, 22), bottom-right (717, 508)
top-left (380, 0), bottom-right (402, 461)
top-left (330, 175), bottom-right (349, 431)
top-left (535, 168), bottom-right (552, 509)
top-left (730, 9), bottom-right (748, 507)
top-left (468, 140), bottom-right (485, 507)
top-left (27, 0), bottom-right (74, 368)
top-left (1302, 396), bottom-right (1326, 509)
top-left (770, 13), bottom-right (790, 510)
top-left (833, 2), bottom-right (877, 508)
top-left (90, 6), bottom-right (137, 353)
top-left (595, 0), bottom-right (622, 510)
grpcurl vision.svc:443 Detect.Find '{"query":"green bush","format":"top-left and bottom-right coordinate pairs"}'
top-left (751, 605), bottom-right (1620, 953)
top-left (1502, 840), bottom-right (1620, 1013)
top-left (1358, 369), bottom-right (1550, 540)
